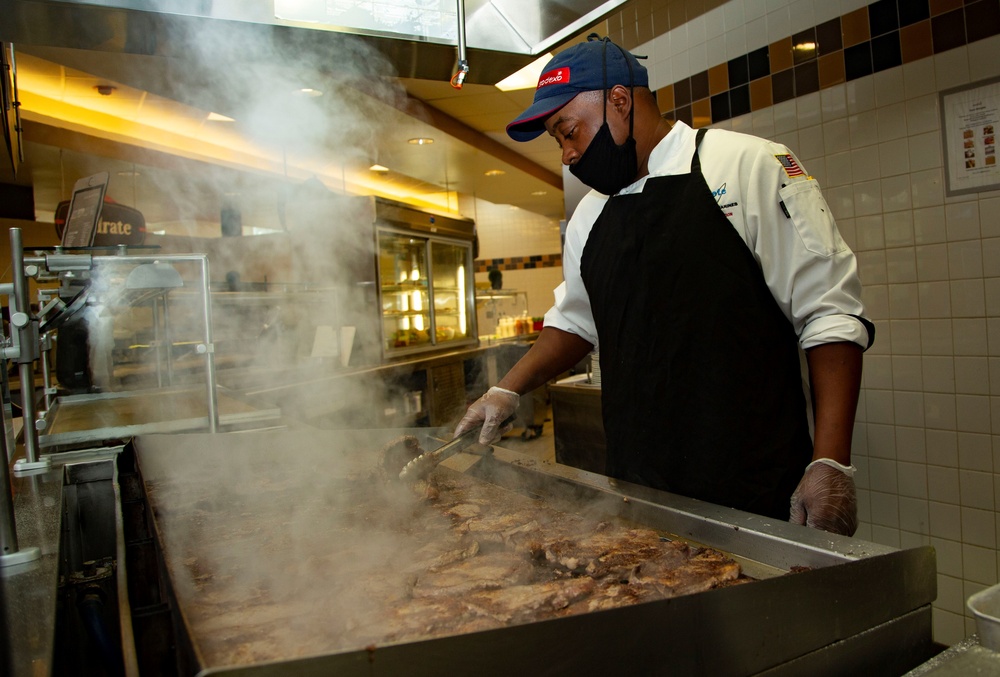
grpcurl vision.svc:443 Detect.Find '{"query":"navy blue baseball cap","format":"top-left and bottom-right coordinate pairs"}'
top-left (506, 35), bottom-right (648, 142)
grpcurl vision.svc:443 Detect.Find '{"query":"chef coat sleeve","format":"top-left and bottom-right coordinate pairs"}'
top-left (542, 194), bottom-right (601, 347)
top-left (744, 144), bottom-right (873, 351)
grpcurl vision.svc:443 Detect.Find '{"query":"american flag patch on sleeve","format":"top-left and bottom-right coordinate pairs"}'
top-left (775, 154), bottom-right (805, 177)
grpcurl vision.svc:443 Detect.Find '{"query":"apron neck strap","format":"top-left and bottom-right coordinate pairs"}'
top-left (691, 128), bottom-right (708, 173)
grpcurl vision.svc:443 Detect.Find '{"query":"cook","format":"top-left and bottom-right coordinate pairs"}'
top-left (455, 35), bottom-right (874, 536)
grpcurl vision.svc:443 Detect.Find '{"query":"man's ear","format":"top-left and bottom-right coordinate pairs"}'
top-left (608, 84), bottom-right (633, 120)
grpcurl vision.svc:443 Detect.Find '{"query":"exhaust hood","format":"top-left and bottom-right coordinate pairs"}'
top-left (0, 0), bottom-right (631, 84)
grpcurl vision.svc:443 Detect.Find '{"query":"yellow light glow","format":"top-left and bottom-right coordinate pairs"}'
top-left (408, 137), bottom-right (434, 145)
top-left (412, 290), bottom-right (424, 331)
top-left (206, 112), bottom-right (235, 122)
top-left (793, 42), bottom-right (817, 51)
top-left (484, 169), bottom-right (505, 177)
top-left (14, 52), bottom-right (470, 229)
top-left (369, 164), bottom-right (389, 172)
top-left (495, 53), bottom-right (554, 91)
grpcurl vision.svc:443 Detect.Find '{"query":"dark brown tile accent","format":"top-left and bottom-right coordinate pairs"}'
top-left (709, 63), bottom-right (729, 95)
top-left (843, 7), bottom-right (872, 47)
top-left (475, 254), bottom-right (562, 272)
top-left (868, 0), bottom-right (899, 36)
top-left (710, 92), bottom-right (729, 123)
top-left (772, 69), bottom-right (796, 103)
top-left (674, 104), bottom-right (693, 126)
top-left (674, 77), bottom-right (692, 107)
top-left (730, 84), bottom-right (751, 117)
top-left (747, 46), bottom-right (770, 80)
top-left (792, 27), bottom-right (818, 64)
top-left (967, 0), bottom-right (1000, 42)
top-left (900, 20), bottom-right (934, 62)
top-left (691, 69), bottom-right (710, 101)
top-left (872, 30), bottom-right (903, 71)
top-left (750, 76), bottom-right (773, 110)
top-left (930, 0), bottom-right (964, 15)
top-left (655, 84), bottom-right (675, 113)
top-left (693, 98), bottom-right (712, 127)
top-left (816, 17), bottom-right (844, 55)
top-left (932, 9), bottom-right (968, 51)
top-left (769, 37), bottom-right (794, 72)
top-left (899, 0), bottom-right (931, 27)
top-left (844, 42), bottom-right (874, 80)
top-left (818, 52), bottom-right (847, 87)
top-left (794, 60), bottom-right (820, 96)
top-left (728, 54), bottom-right (750, 87)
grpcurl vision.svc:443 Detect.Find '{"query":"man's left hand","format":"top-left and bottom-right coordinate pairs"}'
top-left (789, 459), bottom-right (859, 536)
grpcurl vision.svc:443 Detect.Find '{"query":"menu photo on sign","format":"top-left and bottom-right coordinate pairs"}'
top-left (941, 76), bottom-right (1000, 196)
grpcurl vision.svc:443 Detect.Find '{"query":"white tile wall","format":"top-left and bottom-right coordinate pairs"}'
top-left (464, 196), bottom-right (563, 323)
top-left (631, 0), bottom-right (1000, 648)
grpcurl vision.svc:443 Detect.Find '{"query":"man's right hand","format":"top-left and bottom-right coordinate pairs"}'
top-left (453, 387), bottom-right (520, 444)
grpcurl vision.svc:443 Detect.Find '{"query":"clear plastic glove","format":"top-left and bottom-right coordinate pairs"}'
top-left (453, 386), bottom-right (520, 445)
top-left (789, 459), bottom-right (859, 536)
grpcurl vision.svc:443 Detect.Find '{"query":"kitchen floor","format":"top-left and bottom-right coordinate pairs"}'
top-left (494, 404), bottom-right (555, 464)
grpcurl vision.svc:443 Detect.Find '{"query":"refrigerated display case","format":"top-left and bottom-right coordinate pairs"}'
top-left (375, 200), bottom-right (477, 360)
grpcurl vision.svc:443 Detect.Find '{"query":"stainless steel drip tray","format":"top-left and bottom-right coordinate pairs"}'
top-left (133, 429), bottom-right (936, 676)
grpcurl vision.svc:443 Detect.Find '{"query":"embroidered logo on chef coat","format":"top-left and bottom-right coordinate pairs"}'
top-left (713, 182), bottom-right (740, 218)
top-left (775, 154), bottom-right (805, 178)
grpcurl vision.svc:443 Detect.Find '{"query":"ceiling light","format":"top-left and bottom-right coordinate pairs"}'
top-left (484, 169), bottom-right (505, 177)
top-left (408, 137), bottom-right (434, 145)
top-left (793, 42), bottom-right (816, 51)
top-left (530, 190), bottom-right (547, 196)
top-left (295, 87), bottom-right (323, 97)
top-left (495, 53), bottom-right (554, 91)
top-left (369, 164), bottom-right (389, 172)
top-left (206, 112), bottom-right (235, 122)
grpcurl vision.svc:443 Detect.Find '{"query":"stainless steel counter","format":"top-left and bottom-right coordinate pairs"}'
top-left (905, 636), bottom-right (1000, 675)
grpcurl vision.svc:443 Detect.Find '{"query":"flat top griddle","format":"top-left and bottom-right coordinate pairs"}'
top-left (133, 429), bottom-right (936, 677)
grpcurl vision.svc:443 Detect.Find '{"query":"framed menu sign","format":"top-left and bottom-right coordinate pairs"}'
top-left (941, 77), bottom-right (1000, 196)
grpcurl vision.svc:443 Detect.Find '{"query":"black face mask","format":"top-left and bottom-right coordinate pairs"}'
top-left (568, 37), bottom-right (639, 195)
top-left (569, 120), bottom-right (638, 195)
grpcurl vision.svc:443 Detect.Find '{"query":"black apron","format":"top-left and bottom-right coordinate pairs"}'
top-left (579, 128), bottom-right (812, 519)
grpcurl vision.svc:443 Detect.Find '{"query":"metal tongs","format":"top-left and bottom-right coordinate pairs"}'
top-left (398, 415), bottom-right (515, 482)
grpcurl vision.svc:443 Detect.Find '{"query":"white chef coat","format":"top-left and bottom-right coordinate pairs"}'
top-left (545, 121), bottom-right (871, 352)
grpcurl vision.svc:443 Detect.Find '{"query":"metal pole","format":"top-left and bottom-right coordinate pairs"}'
top-left (162, 294), bottom-right (174, 386)
top-left (9, 228), bottom-right (42, 467)
top-left (39, 335), bottom-right (53, 411)
top-left (0, 309), bottom-right (41, 567)
top-left (152, 297), bottom-right (163, 388)
top-left (198, 257), bottom-right (219, 432)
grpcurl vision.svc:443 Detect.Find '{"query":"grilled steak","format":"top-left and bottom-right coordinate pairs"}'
top-left (146, 451), bottom-right (745, 667)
